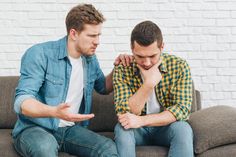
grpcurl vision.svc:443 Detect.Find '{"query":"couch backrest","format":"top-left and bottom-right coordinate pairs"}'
top-left (0, 76), bottom-right (201, 131)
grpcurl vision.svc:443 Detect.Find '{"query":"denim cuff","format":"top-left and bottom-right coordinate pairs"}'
top-left (14, 95), bottom-right (35, 114)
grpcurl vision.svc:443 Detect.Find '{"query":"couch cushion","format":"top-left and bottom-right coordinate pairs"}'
top-left (188, 105), bottom-right (236, 154)
top-left (0, 76), bottom-right (18, 129)
top-left (0, 129), bottom-right (19, 157)
top-left (196, 144), bottom-right (236, 157)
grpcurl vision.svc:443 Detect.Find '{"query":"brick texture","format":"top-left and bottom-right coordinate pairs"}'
top-left (0, 0), bottom-right (236, 108)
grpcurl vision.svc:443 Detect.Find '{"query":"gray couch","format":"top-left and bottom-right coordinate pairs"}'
top-left (0, 76), bottom-right (236, 157)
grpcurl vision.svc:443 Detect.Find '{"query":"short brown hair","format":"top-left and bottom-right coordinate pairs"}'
top-left (65, 4), bottom-right (105, 35)
top-left (131, 21), bottom-right (163, 49)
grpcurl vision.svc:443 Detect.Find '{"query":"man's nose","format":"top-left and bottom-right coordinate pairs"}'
top-left (143, 58), bottom-right (151, 66)
top-left (93, 36), bottom-right (99, 45)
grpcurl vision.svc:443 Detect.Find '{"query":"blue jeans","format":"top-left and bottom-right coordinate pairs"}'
top-left (114, 121), bottom-right (194, 157)
top-left (13, 124), bottom-right (118, 157)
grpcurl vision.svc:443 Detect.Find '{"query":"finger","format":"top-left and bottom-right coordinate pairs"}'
top-left (130, 55), bottom-right (134, 62)
top-left (114, 54), bottom-right (123, 66)
top-left (80, 113), bottom-right (95, 118)
top-left (59, 103), bottom-right (71, 109)
top-left (119, 117), bottom-right (127, 123)
top-left (71, 116), bottom-right (94, 122)
top-left (118, 113), bottom-right (125, 119)
top-left (113, 57), bottom-right (120, 66)
top-left (70, 113), bottom-right (95, 120)
top-left (121, 55), bottom-right (126, 66)
top-left (120, 121), bottom-right (126, 127)
top-left (118, 116), bottom-right (126, 123)
top-left (124, 55), bottom-right (130, 66)
top-left (128, 56), bottom-right (134, 65)
top-left (79, 115), bottom-right (94, 121)
top-left (124, 124), bottom-right (130, 130)
top-left (118, 113), bottom-right (127, 120)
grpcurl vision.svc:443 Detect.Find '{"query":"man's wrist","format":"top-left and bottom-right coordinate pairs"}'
top-left (139, 116), bottom-right (147, 127)
top-left (48, 105), bottom-right (57, 118)
top-left (143, 82), bottom-right (155, 90)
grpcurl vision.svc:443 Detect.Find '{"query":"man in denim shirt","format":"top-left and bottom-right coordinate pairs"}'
top-left (12, 4), bottom-right (132, 157)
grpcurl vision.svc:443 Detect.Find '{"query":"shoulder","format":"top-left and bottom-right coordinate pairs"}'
top-left (162, 53), bottom-right (187, 64)
top-left (22, 38), bottom-right (63, 61)
top-left (22, 44), bottom-right (45, 62)
top-left (114, 63), bottom-right (136, 78)
top-left (162, 53), bottom-right (190, 71)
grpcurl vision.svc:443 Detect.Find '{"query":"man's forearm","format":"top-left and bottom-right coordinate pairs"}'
top-left (128, 84), bottom-right (154, 115)
top-left (141, 111), bottom-right (176, 127)
top-left (21, 98), bottom-right (56, 118)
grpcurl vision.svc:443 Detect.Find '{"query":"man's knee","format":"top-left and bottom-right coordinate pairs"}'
top-left (170, 121), bottom-right (193, 144)
top-left (15, 127), bottom-right (59, 157)
top-left (99, 138), bottom-right (118, 157)
top-left (114, 123), bottom-right (134, 135)
top-left (114, 123), bottom-right (123, 132)
top-left (114, 123), bottom-right (136, 149)
top-left (114, 123), bottom-right (135, 140)
top-left (31, 143), bottom-right (58, 157)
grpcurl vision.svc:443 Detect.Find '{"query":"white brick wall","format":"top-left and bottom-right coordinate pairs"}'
top-left (0, 0), bottom-right (236, 108)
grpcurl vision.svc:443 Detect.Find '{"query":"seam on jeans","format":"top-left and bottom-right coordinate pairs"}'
top-left (17, 134), bottom-right (33, 157)
top-left (54, 127), bottom-right (67, 151)
top-left (63, 136), bottom-right (114, 156)
top-left (13, 139), bottom-right (26, 157)
top-left (61, 128), bottom-right (66, 151)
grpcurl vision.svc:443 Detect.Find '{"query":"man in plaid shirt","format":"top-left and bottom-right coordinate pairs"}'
top-left (113, 20), bottom-right (194, 157)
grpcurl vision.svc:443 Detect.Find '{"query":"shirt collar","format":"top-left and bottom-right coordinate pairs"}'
top-left (58, 36), bottom-right (68, 60)
top-left (57, 36), bottom-right (95, 63)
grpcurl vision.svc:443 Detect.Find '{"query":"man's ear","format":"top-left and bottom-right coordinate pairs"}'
top-left (69, 29), bottom-right (78, 41)
top-left (160, 42), bottom-right (164, 52)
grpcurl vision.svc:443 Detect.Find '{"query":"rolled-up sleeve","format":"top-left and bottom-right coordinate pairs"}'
top-left (14, 45), bottom-right (46, 114)
top-left (14, 95), bottom-right (35, 114)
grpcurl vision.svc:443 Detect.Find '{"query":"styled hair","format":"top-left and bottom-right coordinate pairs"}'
top-left (131, 20), bottom-right (163, 49)
top-left (65, 4), bottom-right (105, 34)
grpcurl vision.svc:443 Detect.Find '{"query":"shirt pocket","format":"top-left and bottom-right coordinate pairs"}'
top-left (43, 74), bottom-right (63, 98)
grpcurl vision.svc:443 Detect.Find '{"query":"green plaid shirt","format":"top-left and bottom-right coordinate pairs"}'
top-left (113, 53), bottom-right (192, 121)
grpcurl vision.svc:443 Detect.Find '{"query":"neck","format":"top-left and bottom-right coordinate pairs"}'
top-left (67, 37), bottom-right (81, 59)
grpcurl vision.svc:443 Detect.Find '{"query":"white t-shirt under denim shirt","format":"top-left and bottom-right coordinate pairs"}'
top-left (59, 56), bottom-right (83, 127)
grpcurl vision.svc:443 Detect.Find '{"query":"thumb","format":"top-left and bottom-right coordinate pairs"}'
top-left (60, 103), bottom-right (70, 109)
top-left (113, 59), bottom-right (119, 66)
top-left (113, 56), bottom-right (121, 66)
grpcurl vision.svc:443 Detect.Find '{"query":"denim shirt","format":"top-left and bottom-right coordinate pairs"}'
top-left (12, 36), bottom-right (107, 138)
